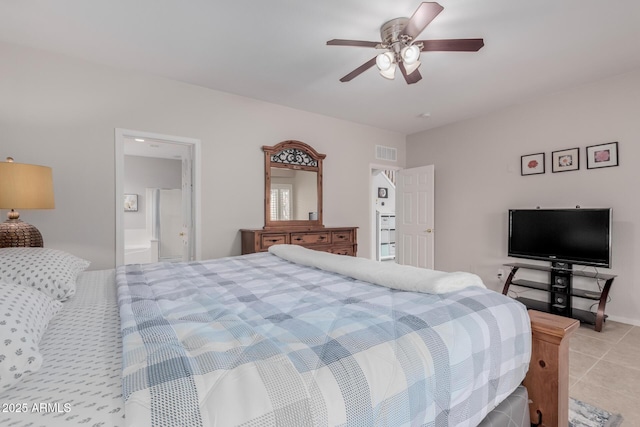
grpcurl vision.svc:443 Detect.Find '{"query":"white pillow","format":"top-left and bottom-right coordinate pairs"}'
top-left (0, 281), bottom-right (62, 391)
top-left (0, 248), bottom-right (90, 301)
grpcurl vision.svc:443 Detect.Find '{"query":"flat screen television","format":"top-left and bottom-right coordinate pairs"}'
top-left (508, 208), bottom-right (612, 268)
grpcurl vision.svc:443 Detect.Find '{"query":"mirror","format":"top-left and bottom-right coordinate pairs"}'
top-left (270, 168), bottom-right (317, 221)
top-left (263, 140), bottom-right (325, 229)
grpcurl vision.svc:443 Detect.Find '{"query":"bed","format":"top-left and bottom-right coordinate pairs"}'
top-left (0, 246), bottom-right (575, 427)
top-left (0, 268), bottom-right (125, 426)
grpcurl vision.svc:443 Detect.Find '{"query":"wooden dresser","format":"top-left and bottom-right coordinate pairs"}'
top-left (245, 140), bottom-right (357, 257)
top-left (241, 227), bottom-right (358, 256)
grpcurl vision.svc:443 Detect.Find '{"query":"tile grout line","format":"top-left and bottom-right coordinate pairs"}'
top-left (571, 325), bottom-right (638, 396)
top-left (597, 324), bottom-right (634, 362)
top-left (570, 324), bottom-right (635, 386)
top-left (569, 325), bottom-right (640, 423)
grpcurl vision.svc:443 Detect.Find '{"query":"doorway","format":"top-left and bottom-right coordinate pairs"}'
top-left (370, 164), bottom-right (435, 269)
top-left (115, 129), bottom-right (201, 266)
top-left (370, 164), bottom-right (400, 261)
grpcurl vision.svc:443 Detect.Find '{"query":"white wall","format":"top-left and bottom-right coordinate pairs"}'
top-left (406, 70), bottom-right (640, 326)
top-left (0, 41), bottom-right (405, 269)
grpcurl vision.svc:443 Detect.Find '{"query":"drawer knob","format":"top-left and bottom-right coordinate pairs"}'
top-left (295, 237), bottom-right (303, 241)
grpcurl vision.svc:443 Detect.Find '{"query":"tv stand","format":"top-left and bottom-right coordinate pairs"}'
top-left (502, 262), bottom-right (616, 332)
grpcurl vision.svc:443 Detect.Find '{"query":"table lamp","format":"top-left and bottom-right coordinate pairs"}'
top-left (0, 157), bottom-right (55, 247)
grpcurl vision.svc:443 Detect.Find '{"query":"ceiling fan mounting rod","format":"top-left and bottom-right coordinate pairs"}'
top-left (380, 18), bottom-right (408, 44)
top-left (380, 17), bottom-right (417, 57)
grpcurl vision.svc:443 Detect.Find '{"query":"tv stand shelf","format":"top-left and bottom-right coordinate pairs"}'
top-left (502, 263), bottom-right (616, 332)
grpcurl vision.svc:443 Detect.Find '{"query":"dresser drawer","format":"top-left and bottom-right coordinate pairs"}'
top-left (329, 246), bottom-right (355, 256)
top-left (241, 227), bottom-right (357, 256)
top-left (290, 232), bottom-right (330, 245)
top-left (332, 230), bottom-right (353, 243)
top-left (261, 234), bottom-right (287, 249)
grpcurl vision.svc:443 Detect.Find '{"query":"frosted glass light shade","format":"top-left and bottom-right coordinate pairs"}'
top-left (401, 45), bottom-right (421, 64)
top-left (375, 52), bottom-right (395, 71)
top-left (404, 60), bottom-right (421, 75)
top-left (379, 63), bottom-right (397, 80)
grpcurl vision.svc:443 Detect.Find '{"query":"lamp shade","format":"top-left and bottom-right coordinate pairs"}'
top-left (0, 159), bottom-right (54, 248)
top-left (0, 161), bottom-right (55, 209)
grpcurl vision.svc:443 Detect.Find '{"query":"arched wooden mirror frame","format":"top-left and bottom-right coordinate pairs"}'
top-left (263, 140), bottom-right (325, 230)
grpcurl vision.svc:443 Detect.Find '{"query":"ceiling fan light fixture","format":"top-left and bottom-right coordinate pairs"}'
top-left (401, 45), bottom-right (421, 65)
top-left (375, 51), bottom-right (395, 71)
top-left (404, 60), bottom-right (421, 75)
top-left (327, 2), bottom-right (484, 84)
top-left (379, 63), bottom-right (396, 80)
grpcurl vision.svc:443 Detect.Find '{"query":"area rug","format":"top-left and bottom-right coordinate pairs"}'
top-left (569, 397), bottom-right (624, 427)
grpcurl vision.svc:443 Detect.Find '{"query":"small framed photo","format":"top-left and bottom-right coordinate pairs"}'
top-left (124, 194), bottom-right (138, 212)
top-left (586, 142), bottom-right (618, 169)
top-left (378, 187), bottom-right (388, 198)
top-left (552, 147), bottom-right (579, 173)
top-left (521, 153), bottom-right (545, 176)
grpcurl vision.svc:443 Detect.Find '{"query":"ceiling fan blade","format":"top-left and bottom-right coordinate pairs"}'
top-left (327, 39), bottom-right (381, 48)
top-left (339, 57), bottom-right (377, 82)
top-left (400, 2), bottom-right (444, 40)
top-left (417, 38), bottom-right (485, 52)
top-left (399, 62), bottom-right (422, 85)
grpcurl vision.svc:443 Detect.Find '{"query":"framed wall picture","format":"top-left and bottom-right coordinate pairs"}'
top-left (551, 147), bottom-right (579, 173)
top-left (124, 194), bottom-right (138, 212)
top-left (586, 142), bottom-right (619, 169)
top-left (378, 187), bottom-right (388, 198)
top-left (521, 153), bottom-right (545, 176)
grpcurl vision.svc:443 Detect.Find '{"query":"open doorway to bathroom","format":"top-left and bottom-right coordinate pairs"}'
top-left (370, 165), bottom-right (400, 262)
top-left (115, 129), bottom-right (201, 266)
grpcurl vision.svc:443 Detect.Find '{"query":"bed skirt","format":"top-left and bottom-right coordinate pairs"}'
top-left (478, 385), bottom-right (530, 427)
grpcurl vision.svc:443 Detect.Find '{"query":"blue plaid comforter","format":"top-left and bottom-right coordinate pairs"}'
top-left (116, 252), bottom-right (531, 427)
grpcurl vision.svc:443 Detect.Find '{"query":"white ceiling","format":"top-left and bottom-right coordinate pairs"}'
top-left (123, 137), bottom-right (190, 160)
top-left (2, 1), bottom-right (640, 135)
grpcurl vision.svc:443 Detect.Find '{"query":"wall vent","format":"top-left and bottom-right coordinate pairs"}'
top-left (375, 145), bottom-right (397, 162)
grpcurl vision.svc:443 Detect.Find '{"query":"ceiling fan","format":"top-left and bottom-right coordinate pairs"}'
top-left (326, 2), bottom-right (484, 84)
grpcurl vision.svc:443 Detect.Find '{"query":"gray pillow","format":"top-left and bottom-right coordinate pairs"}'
top-left (0, 281), bottom-right (62, 391)
top-left (0, 248), bottom-right (90, 301)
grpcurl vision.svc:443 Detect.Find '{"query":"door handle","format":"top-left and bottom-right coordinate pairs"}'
top-left (179, 232), bottom-right (185, 236)
top-left (424, 229), bottom-right (433, 233)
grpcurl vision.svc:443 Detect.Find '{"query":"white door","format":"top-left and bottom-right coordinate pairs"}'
top-left (159, 189), bottom-right (183, 261)
top-left (181, 150), bottom-right (193, 261)
top-left (396, 165), bottom-right (435, 269)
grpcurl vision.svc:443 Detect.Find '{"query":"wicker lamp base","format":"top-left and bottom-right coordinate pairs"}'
top-left (0, 219), bottom-right (44, 248)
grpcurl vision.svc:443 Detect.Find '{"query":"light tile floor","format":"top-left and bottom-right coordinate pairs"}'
top-left (569, 320), bottom-right (640, 425)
